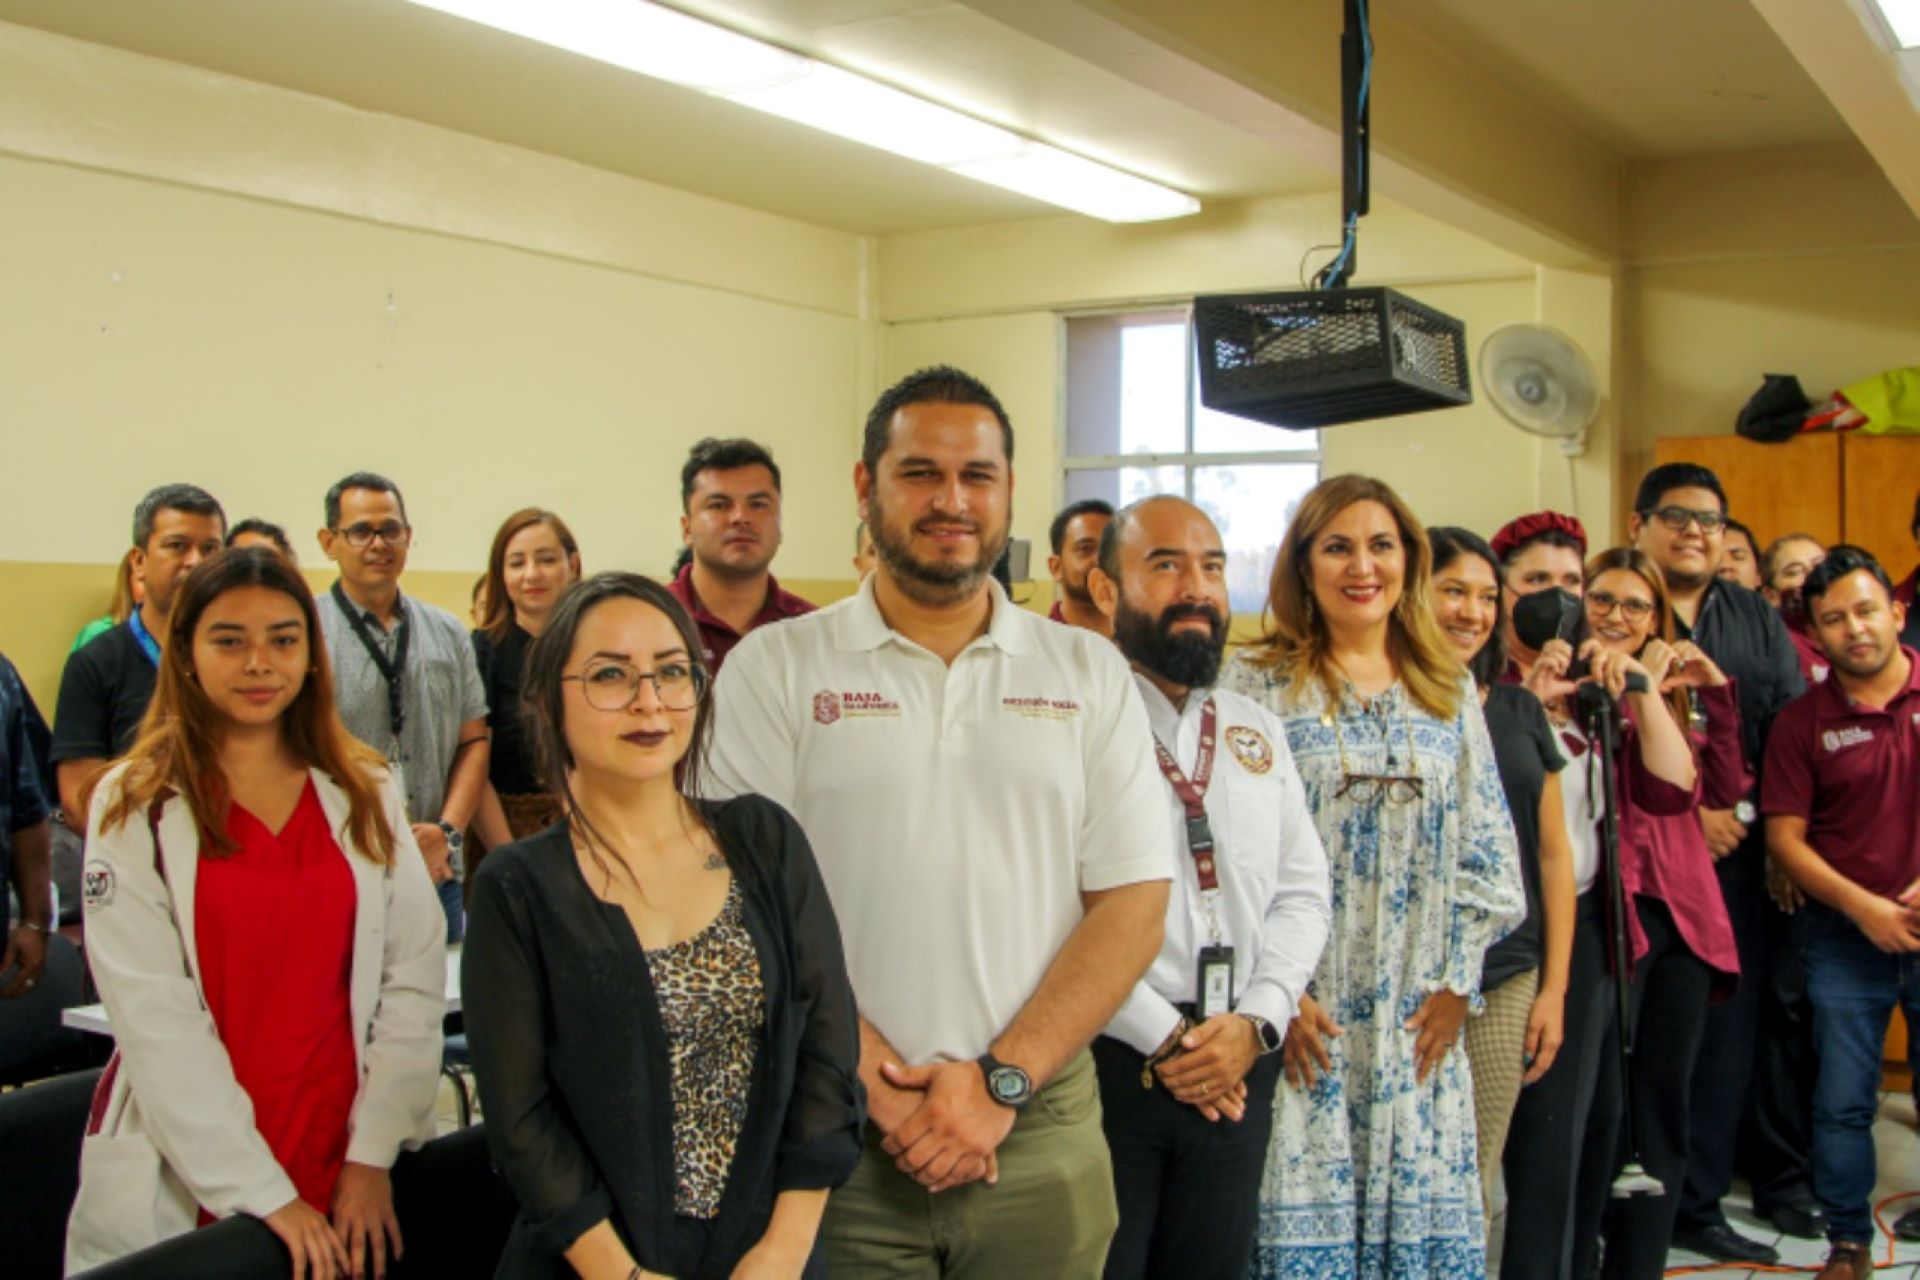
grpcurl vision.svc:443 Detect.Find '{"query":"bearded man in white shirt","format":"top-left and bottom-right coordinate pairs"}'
top-left (1087, 495), bottom-right (1332, 1280)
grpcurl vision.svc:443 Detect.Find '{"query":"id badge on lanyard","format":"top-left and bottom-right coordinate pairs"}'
top-left (1155, 698), bottom-right (1236, 1021)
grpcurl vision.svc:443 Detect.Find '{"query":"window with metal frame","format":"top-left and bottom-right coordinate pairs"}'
top-left (1063, 309), bottom-right (1323, 613)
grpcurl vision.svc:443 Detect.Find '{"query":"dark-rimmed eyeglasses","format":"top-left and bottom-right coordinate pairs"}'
top-left (1330, 697), bottom-right (1425, 808)
top-left (1587, 589), bottom-right (1654, 623)
top-left (334, 521), bottom-right (412, 550)
top-left (1641, 505), bottom-right (1726, 534)
top-left (563, 659), bottom-right (707, 712)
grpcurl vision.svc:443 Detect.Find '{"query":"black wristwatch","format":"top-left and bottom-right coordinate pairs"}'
top-left (976, 1052), bottom-right (1034, 1110)
top-left (1239, 1013), bottom-right (1283, 1055)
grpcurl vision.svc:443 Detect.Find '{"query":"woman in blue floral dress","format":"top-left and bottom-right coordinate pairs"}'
top-left (1224, 475), bottom-right (1524, 1279)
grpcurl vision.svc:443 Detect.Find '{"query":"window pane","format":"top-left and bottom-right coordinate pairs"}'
top-left (1116, 323), bottom-right (1188, 455)
top-left (1192, 464), bottom-right (1320, 615)
top-left (1064, 466), bottom-right (1186, 511)
top-left (1193, 385), bottom-right (1321, 454)
top-left (1064, 312), bottom-right (1188, 457)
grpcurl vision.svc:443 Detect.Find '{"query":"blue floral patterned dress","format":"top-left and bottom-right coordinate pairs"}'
top-left (1221, 657), bottom-right (1524, 1280)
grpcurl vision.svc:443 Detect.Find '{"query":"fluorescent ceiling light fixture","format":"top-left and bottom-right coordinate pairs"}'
top-left (406, 0), bottom-right (1200, 221)
top-left (1870, 0), bottom-right (1920, 47)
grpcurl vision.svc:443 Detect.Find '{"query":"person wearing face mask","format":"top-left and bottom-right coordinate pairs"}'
top-left (1223, 475), bottom-right (1524, 1278)
top-left (1426, 528), bottom-right (1575, 1239)
top-left (1087, 497), bottom-right (1331, 1280)
top-left (1762, 534), bottom-right (1830, 686)
top-left (1627, 464), bottom-right (1816, 1257)
top-left (463, 573), bottom-right (863, 1280)
top-left (471, 509), bottom-right (584, 858)
top-left (1491, 512), bottom-right (1589, 685)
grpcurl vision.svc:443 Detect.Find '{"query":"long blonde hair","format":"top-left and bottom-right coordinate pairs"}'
top-left (1243, 473), bottom-right (1465, 720)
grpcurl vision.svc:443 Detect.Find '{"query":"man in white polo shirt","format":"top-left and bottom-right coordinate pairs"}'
top-left (1087, 496), bottom-right (1330, 1280)
top-left (708, 365), bottom-right (1171, 1278)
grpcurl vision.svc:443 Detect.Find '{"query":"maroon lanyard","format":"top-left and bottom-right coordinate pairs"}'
top-left (1152, 697), bottom-right (1220, 892)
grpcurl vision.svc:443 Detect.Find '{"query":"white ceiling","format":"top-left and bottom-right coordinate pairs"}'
top-left (1383, 0), bottom-right (1852, 158)
top-left (0, 0), bottom-right (1872, 236)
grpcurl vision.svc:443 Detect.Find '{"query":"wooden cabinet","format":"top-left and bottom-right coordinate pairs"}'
top-left (1654, 432), bottom-right (1919, 1081)
top-left (1652, 433), bottom-right (1916, 570)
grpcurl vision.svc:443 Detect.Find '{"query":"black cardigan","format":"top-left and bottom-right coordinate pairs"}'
top-left (463, 794), bottom-right (865, 1279)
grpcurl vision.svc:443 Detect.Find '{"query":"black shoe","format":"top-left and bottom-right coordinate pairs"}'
top-left (1895, 1206), bottom-right (1920, 1242)
top-left (1755, 1191), bottom-right (1828, 1240)
top-left (1671, 1223), bottom-right (1781, 1265)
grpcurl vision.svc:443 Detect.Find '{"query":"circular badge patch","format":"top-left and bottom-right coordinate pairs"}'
top-left (82, 859), bottom-right (117, 912)
top-left (1225, 725), bottom-right (1274, 775)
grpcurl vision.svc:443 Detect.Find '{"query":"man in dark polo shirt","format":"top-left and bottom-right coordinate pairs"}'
top-left (51, 483), bottom-right (227, 821)
top-left (1, 649), bottom-right (54, 999)
top-left (1630, 462), bottom-right (1815, 1258)
top-left (1046, 499), bottom-right (1113, 635)
top-left (1763, 547), bottom-right (1920, 1280)
top-left (668, 436), bottom-right (813, 673)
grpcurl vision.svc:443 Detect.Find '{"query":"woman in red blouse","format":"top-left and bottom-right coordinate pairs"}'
top-left (68, 548), bottom-right (446, 1280)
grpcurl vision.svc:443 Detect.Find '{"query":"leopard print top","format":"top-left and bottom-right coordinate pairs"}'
top-left (644, 878), bottom-right (765, 1219)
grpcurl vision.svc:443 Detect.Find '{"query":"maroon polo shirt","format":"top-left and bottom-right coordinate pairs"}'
top-left (1047, 601), bottom-right (1066, 623)
top-left (1762, 644), bottom-right (1920, 898)
top-left (667, 564), bottom-right (814, 673)
top-left (1787, 625), bottom-right (1830, 686)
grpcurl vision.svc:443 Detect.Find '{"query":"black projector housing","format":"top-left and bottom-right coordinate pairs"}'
top-left (1194, 286), bottom-right (1473, 430)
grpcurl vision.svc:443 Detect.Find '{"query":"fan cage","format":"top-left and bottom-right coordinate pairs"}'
top-left (1194, 287), bottom-right (1472, 429)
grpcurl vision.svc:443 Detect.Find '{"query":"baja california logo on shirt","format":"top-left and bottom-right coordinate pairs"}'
top-left (1002, 696), bottom-right (1082, 721)
top-left (1225, 725), bottom-right (1275, 775)
top-left (1822, 726), bottom-right (1875, 753)
top-left (813, 690), bottom-right (901, 725)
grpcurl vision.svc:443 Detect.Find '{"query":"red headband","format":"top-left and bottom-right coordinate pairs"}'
top-left (1490, 511), bottom-right (1588, 562)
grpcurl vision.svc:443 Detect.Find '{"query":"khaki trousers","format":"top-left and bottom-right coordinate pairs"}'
top-left (823, 1050), bottom-right (1117, 1278)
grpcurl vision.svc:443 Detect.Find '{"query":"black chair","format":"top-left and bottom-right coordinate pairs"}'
top-left (0, 1066), bottom-right (102, 1280)
top-left (74, 1122), bottom-right (517, 1278)
top-left (0, 934), bottom-right (102, 1089)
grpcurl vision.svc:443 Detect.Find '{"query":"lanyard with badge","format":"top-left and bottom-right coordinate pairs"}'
top-left (127, 609), bottom-right (162, 667)
top-left (1151, 696), bottom-right (1235, 1021)
top-left (331, 583), bottom-right (411, 787)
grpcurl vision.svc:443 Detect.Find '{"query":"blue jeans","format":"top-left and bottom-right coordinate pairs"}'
top-left (1802, 902), bottom-right (1920, 1243)
top-left (436, 876), bottom-right (465, 944)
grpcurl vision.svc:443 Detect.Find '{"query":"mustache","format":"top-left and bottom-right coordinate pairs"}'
top-left (1161, 603), bottom-right (1224, 628)
top-left (915, 517), bottom-right (981, 534)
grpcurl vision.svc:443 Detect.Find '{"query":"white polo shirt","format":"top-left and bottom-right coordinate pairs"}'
top-left (1106, 677), bottom-right (1332, 1055)
top-left (705, 575), bottom-right (1171, 1065)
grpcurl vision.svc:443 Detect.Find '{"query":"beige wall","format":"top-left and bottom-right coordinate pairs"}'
top-left (878, 196), bottom-right (1620, 557)
top-left (0, 23), bottom-right (879, 709)
top-left (1621, 142), bottom-right (1920, 505)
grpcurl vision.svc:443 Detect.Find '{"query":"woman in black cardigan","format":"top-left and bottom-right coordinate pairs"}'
top-left (463, 572), bottom-right (863, 1280)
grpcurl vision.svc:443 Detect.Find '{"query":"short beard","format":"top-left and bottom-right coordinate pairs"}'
top-left (1060, 573), bottom-right (1095, 606)
top-left (868, 505), bottom-right (1009, 609)
top-left (693, 547), bottom-right (773, 583)
top-left (1113, 598), bottom-right (1228, 690)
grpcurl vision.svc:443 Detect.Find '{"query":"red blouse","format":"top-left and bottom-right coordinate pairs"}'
top-left (196, 780), bottom-right (359, 1215)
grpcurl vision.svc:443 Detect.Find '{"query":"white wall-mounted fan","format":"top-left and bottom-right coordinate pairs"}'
top-left (1479, 324), bottom-right (1600, 456)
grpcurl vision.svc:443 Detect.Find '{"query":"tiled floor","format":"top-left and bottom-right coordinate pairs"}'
top-left (1488, 1092), bottom-right (1920, 1276)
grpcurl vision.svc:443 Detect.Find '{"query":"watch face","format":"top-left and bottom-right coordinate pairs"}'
top-left (989, 1067), bottom-right (1030, 1104)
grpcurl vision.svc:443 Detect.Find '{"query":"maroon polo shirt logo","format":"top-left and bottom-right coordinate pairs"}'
top-left (813, 690), bottom-right (842, 725)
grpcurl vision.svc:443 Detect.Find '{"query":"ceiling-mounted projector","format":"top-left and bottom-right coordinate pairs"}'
top-left (1193, 0), bottom-right (1471, 431)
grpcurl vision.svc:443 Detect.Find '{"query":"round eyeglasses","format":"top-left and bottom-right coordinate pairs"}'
top-left (563, 659), bottom-right (708, 712)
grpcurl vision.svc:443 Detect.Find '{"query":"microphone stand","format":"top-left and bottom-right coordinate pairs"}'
top-left (1577, 678), bottom-right (1664, 1199)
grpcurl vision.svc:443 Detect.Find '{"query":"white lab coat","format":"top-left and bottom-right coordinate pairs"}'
top-left (64, 764), bottom-right (446, 1274)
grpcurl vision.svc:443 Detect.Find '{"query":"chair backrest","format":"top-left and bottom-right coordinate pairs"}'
top-left (70, 1122), bottom-right (516, 1279)
top-left (0, 1066), bottom-right (102, 1280)
top-left (0, 934), bottom-right (87, 1086)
